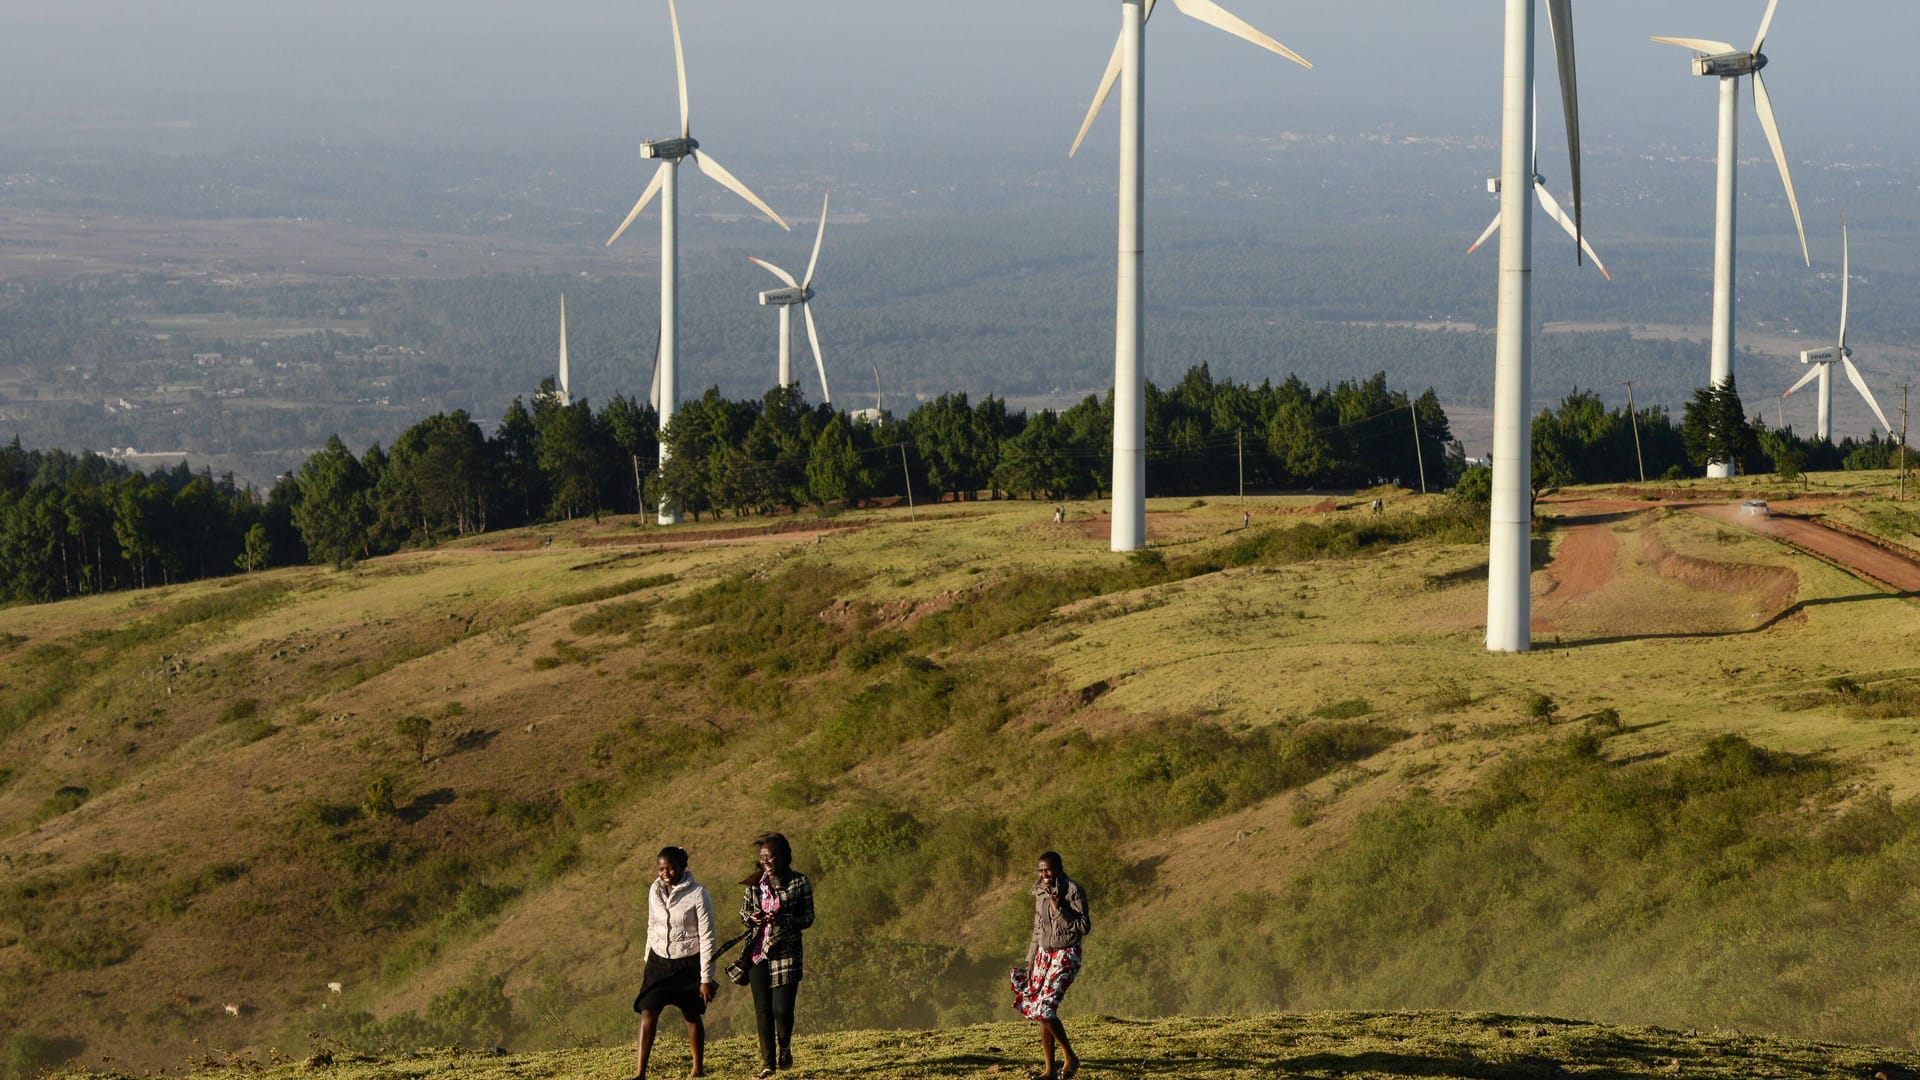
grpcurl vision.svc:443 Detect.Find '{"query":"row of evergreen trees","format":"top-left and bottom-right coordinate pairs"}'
top-left (3, 369), bottom-right (1909, 604)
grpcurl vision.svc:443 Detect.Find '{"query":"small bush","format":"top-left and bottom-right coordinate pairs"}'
top-left (219, 698), bottom-right (260, 724)
top-left (1311, 698), bottom-right (1375, 721)
top-left (1590, 707), bottom-right (1623, 733)
top-left (1525, 692), bottom-right (1560, 723)
top-left (842, 630), bottom-right (909, 672)
top-left (813, 807), bottom-right (924, 874)
top-left (443, 882), bottom-right (518, 930)
top-left (360, 775), bottom-right (397, 819)
top-left (43, 785), bottom-right (90, 816)
top-left (1424, 680), bottom-right (1475, 712)
top-left (1565, 730), bottom-right (1604, 760)
top-left (395, 715), bottom-right (432, 763)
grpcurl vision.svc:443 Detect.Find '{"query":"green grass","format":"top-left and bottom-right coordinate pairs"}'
top-left (50, 1013), bottom-right (1920, 1080)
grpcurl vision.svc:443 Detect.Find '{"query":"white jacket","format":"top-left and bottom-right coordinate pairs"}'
top-left (647, 871), bottom-right (718, 983)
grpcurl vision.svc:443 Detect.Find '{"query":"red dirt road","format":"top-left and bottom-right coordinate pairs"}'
top-left (1690, 503), bottom-right (1920, 594)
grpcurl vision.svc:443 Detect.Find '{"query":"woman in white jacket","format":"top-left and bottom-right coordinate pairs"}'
top-left (632, 846), bottom-right (717, 1080)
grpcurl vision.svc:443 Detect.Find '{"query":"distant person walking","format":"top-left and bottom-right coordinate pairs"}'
top-left (1011, 851), bottom-right (1090, 1080)
top-left (739, 832), bottom-right (814, 1079)
top-left (632, 846), bottom-right (717, 1080)
top-left (1053, 505), bottom-right (1066, 525)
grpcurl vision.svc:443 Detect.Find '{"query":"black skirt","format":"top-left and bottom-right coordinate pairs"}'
top-left (633, 950), bottom-right (705, 1018)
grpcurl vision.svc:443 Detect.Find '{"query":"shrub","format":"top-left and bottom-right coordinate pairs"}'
top-left (395, 715), bottom-right (432, 763)
top-left (43, 786), bottom-right (89, 817)
top-left (443, 882), bottom-right (518, 930)
top-left (1311, 698), bottom-right (1374, 721)
top-left (2, 1033), bottom-right (81, 1080)
top-left (842, 630), bottom-right (909, 672)
top-left (1525, 692), bottom-right (1560, 723)
top-left (360, 775), bottom-right (397, 819)
top-left (813, 807), bottom-right (925, 874)
top-left (219, 698), bottom-right (260, 724)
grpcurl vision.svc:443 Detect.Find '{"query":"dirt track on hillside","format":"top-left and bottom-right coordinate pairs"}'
top-left (1690, 502), bottom-right (1920, 593)
top-left (1542, 496), bottom-right (1920, 599)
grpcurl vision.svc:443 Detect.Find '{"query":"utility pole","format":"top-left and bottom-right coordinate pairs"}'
top-left (1237, 429), bottom-right (1245, 507)
top-left (1623, 380), bottom-right (1646, 484)
top-left (1900, 383), bottom-right (1911, 501)
top-left (1409, 400), bottom-right (1428, 494)
top-left (900, 443), bottom-right (917, 522)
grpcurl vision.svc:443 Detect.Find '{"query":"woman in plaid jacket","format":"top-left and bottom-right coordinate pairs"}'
top-left (738, 832), bottom-right (814, 1079)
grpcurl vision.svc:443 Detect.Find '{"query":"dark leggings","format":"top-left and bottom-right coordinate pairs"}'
top-left (746, 963), bottom-right (799, 1068)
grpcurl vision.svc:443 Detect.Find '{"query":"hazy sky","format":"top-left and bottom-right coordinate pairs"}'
top-left (3, 1), bottom-right (1916, 160)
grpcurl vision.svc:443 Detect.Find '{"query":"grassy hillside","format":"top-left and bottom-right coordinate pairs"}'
top-left (5, 479), bottom-right (1920, 1076)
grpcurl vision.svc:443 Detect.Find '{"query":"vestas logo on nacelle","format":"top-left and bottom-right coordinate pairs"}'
top-left (1693, 51), bottom-right (1765, 77)
top-left (758, 287), bottom-right (812, 306)
top-left (642, 137), bottom-right (699, 160)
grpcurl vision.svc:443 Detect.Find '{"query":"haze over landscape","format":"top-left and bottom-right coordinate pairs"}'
top-left (6, 0), bottom-right (1920, 483)
top-left (6, 4), bottom-right (1920, 1080)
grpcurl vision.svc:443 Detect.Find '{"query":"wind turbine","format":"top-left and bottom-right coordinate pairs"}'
top-left (1783, 216), bottom-right (1895, 440)
top-left (1486, 0), bottom-right (1588, 655)
top-left (1653, 0), bottom-right (1810, 478)
top-left (1467, 91), bottom-right (1610, 281)
top-left (1067, 0), bottom-right (1310, 553)
top-left (606, 0), bottom-right (789, 524)
top-left (556, 294), bottom-right (571, 407)
top-left (750, 187), bottom-right (832, 405)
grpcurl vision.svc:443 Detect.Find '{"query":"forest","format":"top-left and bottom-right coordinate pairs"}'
top-left (4, 362), bottom-right (1904, 606)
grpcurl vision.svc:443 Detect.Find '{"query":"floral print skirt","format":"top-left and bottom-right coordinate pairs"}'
top-left (1010, 946), bottom-right (1082, 1021)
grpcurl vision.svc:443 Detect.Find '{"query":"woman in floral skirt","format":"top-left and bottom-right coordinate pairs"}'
top-left (1011, 850), bottom-right (1089, 1080)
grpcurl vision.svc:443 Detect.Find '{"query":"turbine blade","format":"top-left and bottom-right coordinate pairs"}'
top-left (1752, 70), bottom-right (1810, 266)
top-left (1838, 213), bottom-right (1849, 348)
top-left (1535, 181), bottom-right (1611, 280)
top-left (692, 149), bottom-right (790, 230)
top-left (669, 0), bottom-right (690, 140)
top-left (649, 331), bottom-right (662, 412)
top-left (749, 256), bottom-right (799, 289)
top-left (804, 303), bottom-right (829, 405)
top-left (1069, 31), bottom-right (1125, 159)
top-left (1168, 0), bottom-right (1311, 68)
top-left (606, 162), bottom-right (670, 247)
top-left (1651, 36), bottom-right (1738, 54)
top-left (1753, 0), bottom-right (1780, 55)
top-left (803, 186), bottom-right (829, 288)
top-left (1842, 357), bottom-right (1895, 433)
top-left (1546, 0), bottom-right (1583, 264)
top-left (1782, 364), bottom-right (1821, 398)
top-left (1530, 85), bottom-right (1539, 177)
top-left (1466, 212), bottom-right (1501, 256)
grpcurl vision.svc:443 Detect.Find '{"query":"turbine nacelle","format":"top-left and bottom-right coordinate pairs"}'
top-left (757, 285), bottom-right (814, 307)
top-left (1799, 345), bottom-right (1846, 365)
top-left (1691, 50), bottom-right (1765, 77)
top-left (641, 137), bottom-right (699, 161)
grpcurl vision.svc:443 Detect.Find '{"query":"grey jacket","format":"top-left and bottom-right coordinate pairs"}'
top-left (1025, 875), bottom-right (1090, 965)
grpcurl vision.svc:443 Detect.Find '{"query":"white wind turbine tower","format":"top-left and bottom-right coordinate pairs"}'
top-left (556, 294), bottom-right (572, 407)
top-left (1486, 0), bottom-right (1588, 655)
top-left (1653, 0), bottom-right (1810, 478)
top-left (750, 188), bottom-right (832, 405)
top-left (606, 0), bottom-right (790, 524)
top-left (1067, 0), bottom-right (1310, 553)
top-left (1783, 217), bottom-right (1895, 440)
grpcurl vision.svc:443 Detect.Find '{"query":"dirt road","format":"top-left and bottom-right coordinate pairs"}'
top-left (1690, 502), bottom-right (1920, 594)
